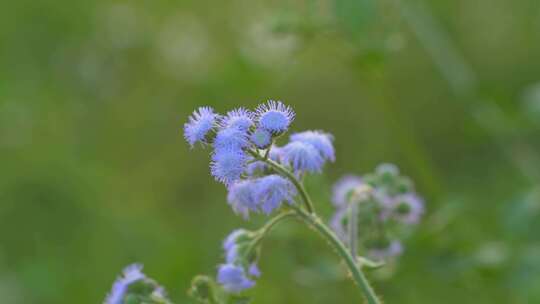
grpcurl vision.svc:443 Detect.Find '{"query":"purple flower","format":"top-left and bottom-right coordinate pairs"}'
top-left (368, 241), bottom-right (403, 260)
top-left (217, 264), bottom-right (255, 293)
top-left (290, 130), bottom-right (335, 162)
top-left (332, 175), bottom-right (363, 207)
top-left (105, 264), bottom-right (146, 304)
top-left (250, 128), bottom-right (272, 149)
top-left (226, 245), bottom-right (239, 263)
top-left (282, 141), bottom-right (325, 173)
top-left (248, 263), bottom-right (261, 277)
top-left (391, 193), bottom-right (424, 224)
top-left (211, 150), bottom-right (247, 185)
top-left (256, 100), bottom-right (295, 134)
top-left (254, 174), bottom-right (297, 214)
top-left (214, 127), bottom-right (250, 152)
top-left (223, 229), bottom-right (248, 251)
top-left (219, 108), bottom-right (254, 131)
top-left (184, 107), bottom-right (219, 147)
top-left (227, 180), bottom-right (259, 217)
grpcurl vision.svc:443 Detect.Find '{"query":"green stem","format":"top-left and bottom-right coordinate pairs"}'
top-left (251, 211), bottom-right (296, 248)
top-left (249, 149), bottom-right (380, 303)
top-left (292, 206), bottom-right (381, 304)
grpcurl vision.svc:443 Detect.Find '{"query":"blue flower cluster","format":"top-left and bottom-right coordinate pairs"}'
top-left (330, 164), bottom-right (424, 260)
top-left (105, 264), bottom-right (170, 304)
top-left (217, 229), bottom-right (261, 293)
top-left (183, 101), bottom-right (335, 217)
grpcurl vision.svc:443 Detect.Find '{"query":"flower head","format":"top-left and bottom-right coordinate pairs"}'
top-left (220, 108), bottom-right (254, 131)
top-left (256, 100), bottom-right (295, 134)
top-left (105, 264), bottom-right (146, 304)
top-left (184, 107), bottom-right (219, 147)
top-left (217, 264), bottom-right (255, 293)
top-left (254, 174), bottom-right (296, 214)
top-left (282, 141), bottom-right (325, 173)
top-left (248, 263), bottom-right (261, 277)
top-left (291, 130), bottom-right (335, 162)
top-left (211, 150), bottom-right (247, 185)
top-left (214, 127), bottom-right (250, 152)
top-left (250, 128), bottom-right (272, 149)
top-left (227, 180), bottom-right (259, 217)
top-left (332, 175), bottom-right (363, 207)
top-left (223, 229), bottom-right (249, 251)
top-left (391, 193), bottom-right (424, 224)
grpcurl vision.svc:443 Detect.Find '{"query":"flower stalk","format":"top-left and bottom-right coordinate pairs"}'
top-left (254, 152), bottom-right (381, 304)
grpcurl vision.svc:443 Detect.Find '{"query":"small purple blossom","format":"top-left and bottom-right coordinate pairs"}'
top-left (214, 127), bottom-right (250, 152)
top-left (223, 229), bottom-right (248, 251)
top-left (226, 245), bottom-right (239, 263)
top-left (184, 107), bottom-right (219, 147)
top-left (211, 150), bottom-right (247, 185)
top-left (282, 141), bottom-right (325, 173)
top-left (291, 130), bottom-right (335, 162)
top-left (254, 174), bottom-right (297, 214)
top-left (217, 264), bottom-right (256, 293)
top-left (391, 193), bottom-right (424, 224)
top-left (220, 108), bottom-right (254, 131)
top-left (248, 263), bottom-right (261, 277)
top-left (227, 180), bottom-right (259, 217)
top-left (250, 128), bottom-right (272, 149)
top-left (105, 264), bottom-right (146, 304)
top-left (256, 100), bottom-right (295, 134)
top-left (332, 175), bottom-right (363, 207)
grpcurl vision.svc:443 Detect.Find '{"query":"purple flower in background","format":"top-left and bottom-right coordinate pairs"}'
top-left (331, 175), bottom-right (363, 207)
top-left (248, 263), bottom-right (261, 277)
top-left (391, 193), bottom-right (424, 224)
top-left (282, 141), bottom-right (325, 173)
top-left (184, 107), bottom-right (219, 147)
top-left (217, 264), bottom-right (256, 293)
top-left (291, 130), bottom-right (335, 162)
top-left (254, 174), bottom-right (296, 214)
top-left (256, 100), bottom-right (295, 134)
top-left (211, 150), bottom-right (247, 185)
top-left (250, 128), bottom-right (272, 149)
top-left (220, 108), bottom-right (254, 131)
top-left (368, 241), bottom-right (403, 260)
top-left (227, 180), bottom-right (259, 217)
top-left (214, 127), bottom-right (250, 152)
top-left (105, 264), bottom-right (145, 304)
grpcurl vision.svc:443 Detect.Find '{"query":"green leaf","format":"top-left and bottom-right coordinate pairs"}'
top-left (357, 256), bottom-right (386, 269)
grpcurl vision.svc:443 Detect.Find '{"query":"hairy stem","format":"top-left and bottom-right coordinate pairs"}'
top-left (252, 211), bottom-right (296, 248)
top-left (250, 150), bottom-right (380, 303)
top-left (291, 205), bottom-right (381, 304)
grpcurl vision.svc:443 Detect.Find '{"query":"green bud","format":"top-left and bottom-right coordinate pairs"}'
top-left (188, 275), bottom-right (216, 304)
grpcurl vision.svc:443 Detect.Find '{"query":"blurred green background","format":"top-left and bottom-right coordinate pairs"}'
top-left (1, 0), bottom-right (540, 303)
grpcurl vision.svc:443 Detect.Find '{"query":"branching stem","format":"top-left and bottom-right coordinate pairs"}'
top-left (247, 149), bottom-right (381, 304)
